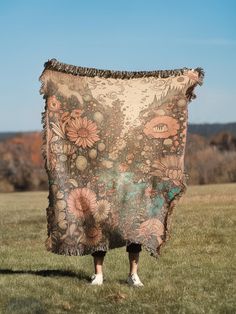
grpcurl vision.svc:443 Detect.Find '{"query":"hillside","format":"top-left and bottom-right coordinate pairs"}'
top-left (0, 123), bottom-right (236, 192)
top-left (1, 123), bottom-right (236, 142)
top-left (188, 122), bottom-right (236, 137)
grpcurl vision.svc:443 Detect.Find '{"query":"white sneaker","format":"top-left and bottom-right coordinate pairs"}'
top-left (90, 273), bottom-right (103, 285)
top-left (126, 273), bottom-right (144, 287)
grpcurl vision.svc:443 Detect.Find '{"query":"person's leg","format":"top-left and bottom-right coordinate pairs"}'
top-left (126, 243), bottom-right (142, 275)
top-left (91, 250), bottom-right (106, 274)
top-left (90, 250), bottom-right (106, 285)
top-left (126, 243), bottom-right (144, 286)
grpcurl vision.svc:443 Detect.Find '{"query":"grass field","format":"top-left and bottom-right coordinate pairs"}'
top-left (0, 183), bottom-right (235, 314)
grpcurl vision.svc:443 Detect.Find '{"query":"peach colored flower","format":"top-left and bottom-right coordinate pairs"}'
top-left (143, 116), bottom-right (179, 139)
top-left (67, 187), bottom-right (98, 219)
top-left (47, 95), bottom-right (61, 112)
top-left (150, 155), bottom-right (184, 185)
top-left (66, 116), bottom-right (100, 148)
top-left (136, 218), bottom-right (164, 245)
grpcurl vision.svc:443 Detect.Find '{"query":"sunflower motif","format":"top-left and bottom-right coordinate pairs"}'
top-left (66, 116), bottom-right (100, 148)
top-left (143, 116), bottom-right (179, 139)
top-left (67, 187), bottom-right (98, 219)
top-left (93, 199), bottom-right (111, 222)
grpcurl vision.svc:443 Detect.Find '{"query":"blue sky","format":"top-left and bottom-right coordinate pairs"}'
top-left (0, 0), bottom-right (235, 132)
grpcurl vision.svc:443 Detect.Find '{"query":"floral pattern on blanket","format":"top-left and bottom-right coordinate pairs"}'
top-left (40, 64), bottom-right (203, 258)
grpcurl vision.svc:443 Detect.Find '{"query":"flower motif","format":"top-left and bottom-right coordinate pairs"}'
top-left (150, 155), bottom-right (184, 185)
top-left (93, 199), bottom-right (111, 222)
top-left (143, 116), bottom-right (179, 139)
top-left (47, 95), bottom-right (61, 112)
top-left (67, 187), bottom-right (98, 219)
top-left (66, 116), bottom-right (100, 148)
top-left (136, 218), bottom-right (164, 245)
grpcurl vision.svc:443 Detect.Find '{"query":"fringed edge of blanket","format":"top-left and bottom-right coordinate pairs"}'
top-left (44, 235), bottom-right (163, 259)
top-left (40, 99), bottom-right (54, 239)
top-left (43, 180), bottom-right (188, 260)
top-left (41, 58), bottom-right (204, 84)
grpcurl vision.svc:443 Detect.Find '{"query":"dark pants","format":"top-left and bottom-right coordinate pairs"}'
top-left (91, 243), bottom-right (142, 257)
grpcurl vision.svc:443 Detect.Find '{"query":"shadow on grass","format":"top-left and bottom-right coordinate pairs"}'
top-left (0, 268), bottom-right (90, 281)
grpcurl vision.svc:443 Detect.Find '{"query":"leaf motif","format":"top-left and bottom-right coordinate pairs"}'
top-left (50, 122), bottom-right (65, 139)
top-left (69, 179), bottom-right (79, 187)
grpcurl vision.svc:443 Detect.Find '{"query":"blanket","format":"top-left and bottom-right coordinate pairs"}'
top-left (39, 58), bottom-right (204, 258)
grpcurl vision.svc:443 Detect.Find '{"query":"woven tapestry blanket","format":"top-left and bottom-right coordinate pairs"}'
top-left (39, 59), bottom-right (204, 258)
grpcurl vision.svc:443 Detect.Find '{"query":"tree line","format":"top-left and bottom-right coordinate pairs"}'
top-left (0, 129), bottom-right (236, 192)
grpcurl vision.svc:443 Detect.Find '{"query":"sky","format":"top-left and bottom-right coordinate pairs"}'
top-left (0, 0), bottom-right (235, 132)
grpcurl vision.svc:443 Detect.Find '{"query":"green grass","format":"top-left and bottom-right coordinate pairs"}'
top-left (0, 183), bottom-right (235, 314)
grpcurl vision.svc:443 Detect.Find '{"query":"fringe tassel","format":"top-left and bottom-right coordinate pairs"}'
top-left (42, 58), bottom-right (204, 82)
top-left (46, 240), bottom-right (161, 259)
